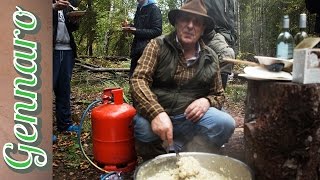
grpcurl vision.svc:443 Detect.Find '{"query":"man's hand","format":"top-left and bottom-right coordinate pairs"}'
top-left (184, 98), bottom-right (210, 122)
top-left (121, 20), bottom-right (129, 27)
top-left (53, 0), bottom-right (70, 11)
top-left (151, 112), bottom-right (173, 145)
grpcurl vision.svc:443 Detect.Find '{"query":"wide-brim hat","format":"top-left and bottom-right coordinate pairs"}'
top-left (168, 0), bottom-right (214, 33)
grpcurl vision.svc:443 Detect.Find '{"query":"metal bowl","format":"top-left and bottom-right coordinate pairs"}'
top-left (134, 152), bottom-right (254, 180)
top-left (254, 56), bottom-right (293, 68)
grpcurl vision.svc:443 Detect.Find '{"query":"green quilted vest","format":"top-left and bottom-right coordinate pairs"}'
top-left (152, 32), bottom-right (220, 116)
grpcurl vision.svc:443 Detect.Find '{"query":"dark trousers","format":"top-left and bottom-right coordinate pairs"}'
top-left (129, 54), bottom-right (141, 77)
top-left (53, 50), bottom-right (74, 131)
top-left (221, 72), bottom-right (229, 90)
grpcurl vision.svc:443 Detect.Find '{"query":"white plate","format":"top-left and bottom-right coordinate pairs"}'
top-left (254, 56), bottom-right (293, 68)
top-left (238, 74), bottom-right (292, 81)
top-left (241, 66), bottom-right (292, 81)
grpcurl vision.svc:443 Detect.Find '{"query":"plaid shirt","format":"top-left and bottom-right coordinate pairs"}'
top-left (130, 37), bottom-right (225, 121)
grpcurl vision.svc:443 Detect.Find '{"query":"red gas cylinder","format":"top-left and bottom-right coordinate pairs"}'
top-left (91, 88), bottom-right (137, 172)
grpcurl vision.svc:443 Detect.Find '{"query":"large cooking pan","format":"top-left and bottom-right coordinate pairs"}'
top-left (134, 152), bottom-right (254, 180)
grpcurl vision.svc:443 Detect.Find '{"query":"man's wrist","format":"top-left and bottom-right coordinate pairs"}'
top-left (203, 97), bottom-right (211, 107)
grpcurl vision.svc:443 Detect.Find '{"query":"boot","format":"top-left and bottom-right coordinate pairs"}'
top-left (135, 139), bottom-right (167, 162)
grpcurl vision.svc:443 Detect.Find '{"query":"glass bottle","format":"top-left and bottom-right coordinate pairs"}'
top-left (276, 15), bottom-right (294, 59)
top-left (294, 13), bottom-right (308, 46)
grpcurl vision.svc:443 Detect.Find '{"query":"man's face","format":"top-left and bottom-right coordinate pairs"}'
top-left (176, 12), bottom-right (206, 47)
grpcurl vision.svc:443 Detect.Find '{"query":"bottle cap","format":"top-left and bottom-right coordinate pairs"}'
top-left (283, 15), bottom-right (290, 28)
top-left (299, 13), bottom-right (307, 28)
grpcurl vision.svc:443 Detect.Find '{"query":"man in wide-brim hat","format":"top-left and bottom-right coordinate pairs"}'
top-left (130, 0), bottom-right (235, 161)
top-left (168, 0), bottom-right (215, 34)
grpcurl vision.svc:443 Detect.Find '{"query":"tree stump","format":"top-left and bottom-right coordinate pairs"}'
top-left (244, 80), bottom-right (320, 180)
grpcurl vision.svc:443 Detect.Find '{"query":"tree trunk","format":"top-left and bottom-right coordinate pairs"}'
top-left (244, 80), bottom-right (320, 180)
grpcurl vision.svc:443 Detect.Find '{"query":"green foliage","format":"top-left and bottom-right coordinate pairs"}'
top-left (74, 0), bottom-right (185, 57)
top-left (225, 84), bottom-right (247, 103)
top-left (74, 0), bottom-right (309, 57)
top-left (238, 0), bottom-right (308, 57)
top-left (58, 135), bottom-right (81, 167)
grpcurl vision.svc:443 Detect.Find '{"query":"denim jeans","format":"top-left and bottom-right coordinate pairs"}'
top-left (133, 107), bottom-right (235, 148)
top-left (53, 50), bottom-right (74, 131)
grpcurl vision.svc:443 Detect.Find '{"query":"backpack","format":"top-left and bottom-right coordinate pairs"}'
top-left (204, 0), bottom-right (237, 46)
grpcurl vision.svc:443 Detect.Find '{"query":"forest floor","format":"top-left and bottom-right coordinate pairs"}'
top-left (52, 59), bottom-right (248, 180)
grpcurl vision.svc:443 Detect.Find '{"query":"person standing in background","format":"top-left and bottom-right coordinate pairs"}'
top-left (305, 0), bottom-right (320, 35)
top-left (52, 0), bottom-right (80, 140)
top-left (306, 0), bottom-right (320, 48)
top-left (305, 0), bottom-right (320, 34)
top-left (203, 0), bottom-right (237, 89)
top-left (122, 0), bottom-right (162, 77)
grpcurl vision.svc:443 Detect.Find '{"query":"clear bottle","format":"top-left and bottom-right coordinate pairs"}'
top-left (276, 15), bottom-right (294, 59)
top-left (294, 13), bottom-right (308, 46)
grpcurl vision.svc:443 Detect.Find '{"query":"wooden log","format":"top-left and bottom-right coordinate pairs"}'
top-left (77, 55), bottom-right (130, 61)
top-left (75, 59), bottom-right (100, 68)
top-left (244, 80), bottom-right (320, 180)
top-left (75, 63), bottom-right (130, 72)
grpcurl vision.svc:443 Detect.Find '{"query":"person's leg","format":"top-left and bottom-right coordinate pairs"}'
top-left (53, 50), bottom-right (60, 142)
top-left (133, 114), bottom-right (160, 142)
top-left (195, 107), bottom-right (236, 147)
top-left (133, 114), bottom-right (166, 161)
top-left (54, 50), bottom-right (75, 132)
top-left (220, 72), bottom-right (229, 90)
top-left (129, 56), bottom-right (139, 77)
top-left (133, 109), bottom-right (235, 157)
top-left (53, 50), bottom-right (60, 91)
top-left (170, 114), bottom-right (196, 151)
top-left (179, 108), bottom-right (234, 153)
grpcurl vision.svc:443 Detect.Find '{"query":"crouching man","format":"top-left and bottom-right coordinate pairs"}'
top-left (130, 0), bottom-right (235, 161)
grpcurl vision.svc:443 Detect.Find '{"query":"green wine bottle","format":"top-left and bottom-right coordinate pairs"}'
top-left (294, 13), bottom-right (308, 46)
top-left (276, 15), bottom-right (294, 59)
